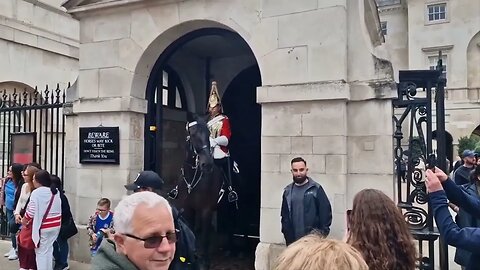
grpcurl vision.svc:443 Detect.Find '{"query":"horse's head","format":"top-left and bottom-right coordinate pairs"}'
top-left (186, 116), bottom-right (214, 171)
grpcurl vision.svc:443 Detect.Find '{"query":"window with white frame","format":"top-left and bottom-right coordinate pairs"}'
top-left (380, 21), bottom-right (388, 36)
top-left (427, 3), bottom-right (447, 22)
top-left (153, 67), bottom-right (187, 110)
top-left (428, 55), bottom-right (447, 76)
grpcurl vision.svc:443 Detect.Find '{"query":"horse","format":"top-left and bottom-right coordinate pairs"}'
top-left (170, 116), bottom-right (224, 270)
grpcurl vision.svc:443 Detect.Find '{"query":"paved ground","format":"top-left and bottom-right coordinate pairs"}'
top-left (0, 240), bottom-right (90, 270)
top-left (0, 239), bottom-right (254, 270)
top-left (4, 238), bottom-right (460, 270)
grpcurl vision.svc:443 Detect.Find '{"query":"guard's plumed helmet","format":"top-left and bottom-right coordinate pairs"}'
top-left (207, 81), bottom-right (222, 110)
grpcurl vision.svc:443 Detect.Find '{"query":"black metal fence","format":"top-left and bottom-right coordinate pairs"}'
top-left (393, 57), bottom-right (448, 269)
top-left (0, 84), bottom-right (67, 239)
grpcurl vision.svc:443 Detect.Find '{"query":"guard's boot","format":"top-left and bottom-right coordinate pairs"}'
top-left (227, 186), bottom-right (238, 203)
top-left (168, 187), bottom-right (179, 199)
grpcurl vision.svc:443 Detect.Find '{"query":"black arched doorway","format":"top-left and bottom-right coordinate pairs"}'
top-left (223, 65), bottom-right (262, 238)
top-left (143, 27), bottom-right (262, 261)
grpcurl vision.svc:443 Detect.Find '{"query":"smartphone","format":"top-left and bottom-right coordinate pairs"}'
top-left (426, 155), bottom-right (436, 172)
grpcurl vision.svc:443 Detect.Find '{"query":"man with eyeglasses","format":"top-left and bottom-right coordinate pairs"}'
top-left (124, 170), bottom-right (197, 270)
top-left (92, 191), bottom-right (176, 270)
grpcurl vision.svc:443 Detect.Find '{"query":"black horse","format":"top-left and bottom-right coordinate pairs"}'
top-left (170, 116), bottom-right (224, 270)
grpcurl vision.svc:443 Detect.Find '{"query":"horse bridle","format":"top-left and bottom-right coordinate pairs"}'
top-left (181, 121), bottom-right (212, 194)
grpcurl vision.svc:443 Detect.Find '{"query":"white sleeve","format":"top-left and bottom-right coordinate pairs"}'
top-left (214, 136), bottom-right (228, 146)
top-left (209, 137), bottom-right (217, 147)
top-left (14, 184), bottom-right (29, 215)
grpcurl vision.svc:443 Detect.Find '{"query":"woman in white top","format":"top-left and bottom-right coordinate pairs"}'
top-left (14, 165), bottom-right (36, 221)
top-left (16, 163), bottom-right (41, 270)
top-left (22, 170), bottom-right (62, 270)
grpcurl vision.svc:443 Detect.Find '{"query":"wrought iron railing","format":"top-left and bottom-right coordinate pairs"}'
top-left (393, 55), bottom-right (448, 269)
top-left (0, 84), bottom-right (68, 239)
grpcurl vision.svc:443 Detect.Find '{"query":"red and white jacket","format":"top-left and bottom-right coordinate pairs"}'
top-left (25, 186), bottom-right (62, 247)
top-left (207, 114), bottom-right (232, 159)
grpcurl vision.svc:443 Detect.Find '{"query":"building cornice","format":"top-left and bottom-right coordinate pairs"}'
top-left (22, 0), bottom-right (73, 18)
top-left (63, 0), bottom-right (183, 15)
top-left (422, 45), bottom-right (454, 52)
top-left (378, 4), bottom-right (406, 13)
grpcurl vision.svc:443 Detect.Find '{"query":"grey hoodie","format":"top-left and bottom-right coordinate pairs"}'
top-left (92, 239), bottom-right (139, 270)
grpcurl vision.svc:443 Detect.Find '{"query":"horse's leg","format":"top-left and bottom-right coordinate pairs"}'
top-left (197, 209), bottom-right (213, 270)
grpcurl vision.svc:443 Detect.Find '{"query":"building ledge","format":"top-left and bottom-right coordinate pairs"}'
top-left (0, 16), bottom-right (79, 59)
top-left (63, 0), bottom-right (183, 15)
top-left (422, 45), bottom-right (454, 52)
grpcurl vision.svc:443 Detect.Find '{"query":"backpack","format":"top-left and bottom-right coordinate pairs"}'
top-left (171, 206), bottom-right (197, 270)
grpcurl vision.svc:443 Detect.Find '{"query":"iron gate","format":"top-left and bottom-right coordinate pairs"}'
top-left (0, 84), bottom-right (67, 238)
top-left (393, 56), bottom-right (448, 269)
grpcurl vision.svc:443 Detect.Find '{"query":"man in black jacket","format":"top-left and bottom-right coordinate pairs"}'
top-left (281, 157), bottom-right (332, 245)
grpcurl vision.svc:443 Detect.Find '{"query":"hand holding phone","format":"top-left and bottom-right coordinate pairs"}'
top-left (426, 155), bottom-right (436, 172)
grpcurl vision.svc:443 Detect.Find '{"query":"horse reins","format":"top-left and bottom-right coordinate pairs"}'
top-left (182, 134), bottom-right (211, 194)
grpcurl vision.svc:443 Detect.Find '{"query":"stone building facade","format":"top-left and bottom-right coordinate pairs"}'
top-left (0, 0), bottom-right (79, 89)
top-left (60, 0), bottom-right (397, 267)
top-left (378, 0), bottom-right (480, 151)
top-left (0, 0), bottom-right (79, 171)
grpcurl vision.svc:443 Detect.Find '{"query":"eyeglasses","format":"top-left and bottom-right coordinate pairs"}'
top-left (96, 208), bottom-right (109, 212)
top-left (124, 230), bottom-right (179, 248)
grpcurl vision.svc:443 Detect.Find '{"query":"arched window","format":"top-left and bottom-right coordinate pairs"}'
top-left (155, 66), bottom-right (187, 110)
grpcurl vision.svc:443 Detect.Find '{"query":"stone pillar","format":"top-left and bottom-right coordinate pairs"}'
top-left (255, 0), bottom-right (396, 269)
top-left (255, 83), bottom-right (350, 269)
top-left (64, 96), bottom-right (146, 262)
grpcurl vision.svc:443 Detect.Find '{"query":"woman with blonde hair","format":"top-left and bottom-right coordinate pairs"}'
top-left (347, 189), bottom-right (417, 270)
top-left (275, 233), bottom-right (368, 270)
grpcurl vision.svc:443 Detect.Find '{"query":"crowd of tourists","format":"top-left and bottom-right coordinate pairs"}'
top-left (0, 163), bottom-right (76, 270)
top-left (278, 157), bottom-right (417, 270)
top-left (1, 151), bottom-right (479, 270)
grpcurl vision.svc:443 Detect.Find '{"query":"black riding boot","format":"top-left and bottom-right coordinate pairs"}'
top-left (215, 157), bottom-right (238, 203)
top-left (225, 158), bottom-right (238, 203)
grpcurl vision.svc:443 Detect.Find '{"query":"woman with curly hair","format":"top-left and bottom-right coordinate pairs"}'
top-left (347, 189), bottom-right (417, 270)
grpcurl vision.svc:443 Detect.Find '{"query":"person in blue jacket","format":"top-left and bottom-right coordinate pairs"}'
top-left (426, 167), bottom-right (480, 270)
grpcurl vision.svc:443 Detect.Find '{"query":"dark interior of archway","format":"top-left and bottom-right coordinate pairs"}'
top-left (432, 130), bottom-right (454, 172)
top-left (220, 64), bottom-right (262, 252)
top-left (144, 28), bottom-right (260, 268)
top-left (473, 125), bottom-right (480, 137)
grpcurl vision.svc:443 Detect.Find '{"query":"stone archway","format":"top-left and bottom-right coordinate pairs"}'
top-left (131, 19), bottom-right (269, 100)
top-left (140, 25), bottom-right (263, 263)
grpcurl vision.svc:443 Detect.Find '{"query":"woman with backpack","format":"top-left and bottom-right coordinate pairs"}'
top-left (52, 174), bottom-right (77, 270)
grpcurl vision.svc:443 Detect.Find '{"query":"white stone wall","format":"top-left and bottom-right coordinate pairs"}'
top-left (0, 0), bottom-right (79, 88)
top-left (379, 0), bottom-right (480, 148)
top-left (406, 0), bottom-right (480, 88)
top-left (379, 5), bottom-right (409, 81)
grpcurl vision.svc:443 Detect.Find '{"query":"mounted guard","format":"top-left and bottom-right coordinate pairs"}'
top-left (207, 81), bottom-right (238, 203)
